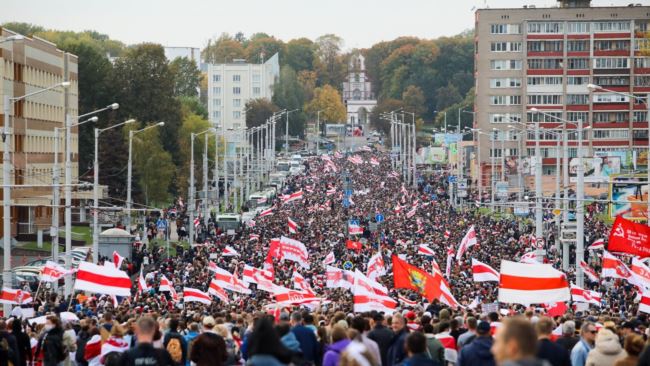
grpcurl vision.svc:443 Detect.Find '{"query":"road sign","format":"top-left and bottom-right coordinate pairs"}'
top-left (448, 176), bottom-right (457, 183)
top-left (343, 261), bottom-right (353, 270)
top-left (375, 213), bottom-right (384, 223)
top-left (430, 194), bottom-right (438, 201)
top-left (344, 189), bottom-right (353, 197)
top-left (156, 219), bottom-right (167, 229)
top-left (343, 197), bottom-right (351, 208)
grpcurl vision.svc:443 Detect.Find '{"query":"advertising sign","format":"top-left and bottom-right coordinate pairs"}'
top-left (569, 156), bottom-right (621, 183)
top-left (416, 147), bottom-right (447, 164)
top-left (610, 175), bottom-right (649, 221)
top-left (496, 181), bottom-right (509, 199)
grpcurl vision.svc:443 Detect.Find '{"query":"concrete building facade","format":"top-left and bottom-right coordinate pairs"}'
top-left (0, 28), bottom-right (79, 237)
top-left (474, 1), bottom-right (650, 194)
top-left (206, 53), bottom-right (279, 130)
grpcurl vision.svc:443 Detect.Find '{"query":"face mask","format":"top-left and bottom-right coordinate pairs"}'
top-left (44, 324), bottom-right (54, 331)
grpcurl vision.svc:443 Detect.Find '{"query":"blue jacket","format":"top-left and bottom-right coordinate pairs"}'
top-left (387, 328), bottom-right (409, 366)
top-left (291, 324), bottom-right (318, 362)
top-left (570, 338), bottom-right (592, 366)
top-left (401, 353), bottom-right (441, 366)
top-left (457, 336), bottom-right (495, 366)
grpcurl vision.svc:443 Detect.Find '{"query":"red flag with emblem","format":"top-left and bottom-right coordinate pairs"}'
top-left (392, 255), bottom-right (442, 302)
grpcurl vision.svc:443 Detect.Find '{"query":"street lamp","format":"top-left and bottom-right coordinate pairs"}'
top-left (126, 122), bottom-right (165, 229)
top-left (316, 110), bottom-right (324, 155)
top-left (92, 119), bottom-right (136, 263)
top-left (285, 109), bottom-right (299, 155)
top-left (0, 35), bottom-right (25, 44)
top-left (3, 81), bottom-right (69, 312)
top-left (189, 128), bottom-right (216, 246)
top-left (588, 83), bottom-right (650, 225)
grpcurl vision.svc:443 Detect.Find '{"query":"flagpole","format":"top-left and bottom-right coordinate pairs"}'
top-left (33, 279), bottom-right (43, 304)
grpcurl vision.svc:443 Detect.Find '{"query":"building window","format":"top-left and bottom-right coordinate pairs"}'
top-left (568, 22), bottom-right (590, 33)
top-left (592, 21), bottom-right (631, 32)
top-left (593, 129), bottom-right (629, 139)
top-left (527, 94), bottom-right (562, 105)
top-left (490, 95), bottom-right (521, 105)
top-left (566, 94), bottom-right (589, 105)
top-left (594, 40), bottom-right (630, 51)
top-left (252, 73), bottom-right (261, 82)
top-left (489, 113), bottom-right (522, 124)
top-left (253, 87), bottom-right (261, 95)
top-left (490, 60), bottom-right (522, 70)
top-left (233, 99), bottom-right (241, 107)
top-left (527, 76), bottom-right (562, 86)
top-left (527, 41), bottom-right (563, 52)
top-left (634, 111), bottom-right (648, 123)
top-left (594, 58), bottom-right (629, 69)
top-left (635, 57), bottom-right (650, 68)
top-left (593, 93), bottom-right (629, 103)
top-left (594, 76), bottom-right (629, 86)
top-left (567, 58), bottom-right (589, 70)
top-left (567, 40), bottom-right (589, 52)
top-left (567, 112), bottom-right (588, 122)
top-left (213, 111), bottom-right (221, 119)
top-left (213, 99), bottom-right (221, 106)
top-left (567, 76), bottom-right (589, 85)
top-left (527, 58), bottom-right (563, 69)
top-left (233, 74), bottom-right (241, 82)
top-left (527, 22), bottom-right (563, 34)
top-left (212, 74), bottom-right (221, 82)
top-left (233, 87), bottom-right (241, 95)
top-left (635, 76), bottom-right (650, 87)
top-left (490, 24), bottom-right (521, 34)
top-left (491, 42), bottom-right (522, 52)
top-left (233, 111), bottom-right (241, 119)
top-left (527, 111), bottom-right (562, 123)
top-left (490, 78), bottom-right (521, 88)
top-left (594, 112), bottom-right (628, 123)
top-left (213, 87), bottom-right (221, 95)
top-left (634, 39), bottom-right (650, 51)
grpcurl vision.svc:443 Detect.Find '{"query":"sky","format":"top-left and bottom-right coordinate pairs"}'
top-left (0, 0), bottom-right (641, 50)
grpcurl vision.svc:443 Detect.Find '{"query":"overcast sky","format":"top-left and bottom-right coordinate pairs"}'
top-left (0, 0), bottom-right (639, 50)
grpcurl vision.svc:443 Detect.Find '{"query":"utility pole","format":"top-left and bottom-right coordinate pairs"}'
top-left (576, 119), bottom-right (585, 288)
top-left (189, 133), bottom-right (196, 246)
top-left (534, 121), bottom-right (543, 263)
top-left (203, 133), bottom-right (209, 225)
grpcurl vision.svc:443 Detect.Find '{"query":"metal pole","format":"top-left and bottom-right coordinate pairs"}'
top-left (3, 95), bottom-right (12, 314)
top-left (576, 119), bottom-right (585, 288)
top-left (239, 130), bottom-right (244, 209)
top-left (535, 121), bottom-right (543, 262)
top-left (316, 111), bottom-right (321, 156)
top-left (214, 131), bottom-right (219, 215)
top-left (203, 133), bottom-right (209, 225)
top-left (127, 130), bottom-right (134, 231)
top-left (92, 128), bottom-right (99, 263)
top-left (477, 130), bottom-right (482, 204)
top-left (52, 129), bottom-right (60, 265)
top-left (189, 134), bottom-right (195, 246)
top-left (64, 113), bottom-right (72, 293)
top-left (223, 129), bottom-right (228, 211)
top-left (412, 115), bottom-right (417, 189)
top-left (285, 112), bottom-right (289, 155)
top-left (491, 134), bottom-right (495, 212)
top-left (563, 126), bottom-right (569, 225)
top-left (555, 135), bottom-right (562, 255)
top-left (500, 133), bottom-right (505, 181)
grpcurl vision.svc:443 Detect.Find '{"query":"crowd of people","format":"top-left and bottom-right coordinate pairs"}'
top-left (1, 149), bottom-right (648, 366)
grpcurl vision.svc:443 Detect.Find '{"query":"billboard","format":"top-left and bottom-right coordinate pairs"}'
top-left (416, 147), bottom-right (447, 164)
top-left (325, 124), bottom-right (346, 137)
top-left (433, 133), bottom-right (462, 147)
top-left (609, 174), bottom-right (649, 221)
top-left (569, 156), bottom-right (621, 183)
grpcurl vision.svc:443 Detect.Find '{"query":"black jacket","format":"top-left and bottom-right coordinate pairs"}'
top-left (36, 327), bottom-right (65, 366)
top-left (0, 330), bottom-right (19, 366)
top-left (368, 324), bottom-right (394, 366)
top-left (119, 343), bottom-right (175, 366)
top-left (457, 335), bottom-right (495, 366)
top-left (13, 331), bottom-right (31, 366)
top-left (536, 338), bottom-right (571, 366)
top-left (75, 330), bottom-right (91, 366)
top-left (554, 336), bottom-right (579, 354)
top-left (400, 353), bottom-right (442, 366)
top-left (386, 328), bottom-right (409, 366)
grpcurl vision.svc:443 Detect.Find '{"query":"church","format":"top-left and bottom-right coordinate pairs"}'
top-left (342, 52), bottom-right (377, 127)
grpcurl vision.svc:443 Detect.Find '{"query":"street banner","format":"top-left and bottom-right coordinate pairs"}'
top-left (608, 216), bottom-right (650, 258)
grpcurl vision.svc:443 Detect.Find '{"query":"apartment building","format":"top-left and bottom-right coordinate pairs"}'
top-left (0, 27), bottom-right (79, 237)
top-left (206, 53), bottom-right (279, 130)
top-left (474, 0), bottom-right (650, 193)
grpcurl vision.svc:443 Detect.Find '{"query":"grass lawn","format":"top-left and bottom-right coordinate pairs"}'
top-left (18, 225), bottom-right (93, 253)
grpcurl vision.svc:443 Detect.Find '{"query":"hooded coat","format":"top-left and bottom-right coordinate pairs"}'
top-left (585, 329), bottom-right (627, 366)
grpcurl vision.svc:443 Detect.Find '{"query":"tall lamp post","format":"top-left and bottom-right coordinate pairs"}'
top-left (316, 110), bottom-right (323, 155)
top-left (189, 128), bottom-right (215, 246)
top-left (588, 84), bottom-right (650, 225)
top-left (285, 109), bottom-right (298, 155)
top-left (93, 119), bottom-right (135, 262)
top-left (126, 122), bottom-right (164, 229)
top-left (3, 81), bottom-right (69, 313)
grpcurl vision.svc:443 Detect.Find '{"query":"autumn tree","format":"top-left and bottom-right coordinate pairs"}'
top-left (314, 34), bottom-right (345, 87)
top-left (273, 66), bottom-right (306, 137)
top-left (370, 99), bottom-right (404, 136)
top-left (285, 38), bottom-right (316, 72)
top-left (402, 85), bottom-right (426, 118)
top-left (245, 98), bottom-right (279, 129)
top-left (169, 56), bottom-right (202, 97)
top-left (305, 85), bottom-right (346, 123)
top-left (245, 35), bottom-right (286, 63)
top-left (203, 33), bottom-right (246, 63)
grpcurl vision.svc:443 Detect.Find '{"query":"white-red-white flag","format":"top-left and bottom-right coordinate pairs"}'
top-left (353, 270), bottom-right (396, 314)
top-left (113, 251), bottom-right (125, 269)
top-left (273, 287), bottom-right (322, 306)
top-left (456, 226), bottom-right (478, 262)
top-left (40, 261), bottom-right (70, 283)
top-left (74, 262), bottom-right (132, 297)
top-left (326, 266), bottom-right (354, 289)
top-left (640, 293), bottom-right (650, 314)
top-left (348, 222), bottom-right (363, 235)
top-left (394, 205), bottom-right (403, 214)
top-left (445, 246), bottom-right (454, 279)
top-left (631, 257), bottom-right (650, 290)
top-left (444, 230), bottom-right (451, 239)
top-left (213, 266), bottom-right (252, 294)
top-left (223, 246), bottom-right (240, 257)
top-left (269, 236), bottom-right (310, 269)
top-left (570, 284), bottom-right (601, 306)
top-left (579, 261), bottom-right (599, 283)
top-left (138, 270), bottom-right (149, 293)
top-left (520, 251), bottom-right (540, 264)
top-left (472, 258), bottom-right (500, 282)
top-left (249, 233), bottom-right (260, 241)
top-left (588, 238), bottom-right (605, 250)
top-left (259, 207), bottom-right (274, 218)
top-left (209, 279), bottom-right (229, 303)
top-left (282, 191), bottom-right (304, 204)
top-left (288, 217), bottom-right (299, 234)
top-left (159, 274), bottom-right (174, 292)
top-left (183, 287), bottom-right (212, 305)
top-left (242, 265), bottom-right (272, 284)
top-left (366, 252), bottom-right (386, 281)
top-left (602, 250), bottom-right (633, 280)
top-left (292, 271), bottom-right (314, 293)
top-left (418, 244), bottom-right (436, 257)
top-left (0, 288), bottom-right (32, 305)
top-left (323, 251), bottom-right (336, 266)
top-left (398, 294), bottom-right (419, 308)
top-left (406, 207), bottom-right (417, 219)
top-left (326, 187), bottom-right (336, 196)
top-left (498, 260), bottom-right (570, 305)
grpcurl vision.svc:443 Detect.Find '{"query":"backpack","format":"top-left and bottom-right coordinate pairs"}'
top-left (166, 337), bottom-right (183, 364)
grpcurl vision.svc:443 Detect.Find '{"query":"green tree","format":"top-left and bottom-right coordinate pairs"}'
top-left (304, 85), bottom-right (346, 123)
top-left (179, 96), bottom-right (208, 120)
top-left (370, 98), bottom-right (404, 136)
top-left (245, 35), bottom-right (286, 63)
top-left (435, 87), bottom-right (475, 137)
top-left (402, 85), bottom-right (426, 118)
top-left (169, 56), bottom-right (202, 97)
top-left (1, 22), bottom-right (44, 36)
top-left (435, 83), bottom-right (463, 112)
top-left (245, 98), bottom-right (279, 128)
top-left (314, 34), bottom-right (345, 87)
top-left (203, 33), bottom-right (246, 63)
top-left (273, 66), bottom-right (306, 137)
top-left (285, 38), bottom-right (315, 72)
top-left (177, 114), bottom-right (216, 198)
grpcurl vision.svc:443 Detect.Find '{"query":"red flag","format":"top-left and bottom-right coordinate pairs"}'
top-left (392, 255), bottom-right (442, 302)
top-left (545, 302), bottom-right (568, 317)
top-left (608, 215), bottom-right (650, 258)
top-left (346, 239), bottom-right (362, 251)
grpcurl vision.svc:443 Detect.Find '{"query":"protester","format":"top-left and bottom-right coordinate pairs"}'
top-left (491, 317), bottom-right (546, 366)
top-left (387, 313), bottom-right (409, 366)
top-left (571, 322), bottom-right (597, 366)
top-left (368, 313), bottom-right (393, 366)
top-left (0, 319), bottom-right (19, 366)
top-left (35, 315), bottom-right (65, 366)
top-left (9, 318), bottom-right (31, 366)
top-left (457, 320), bottom-right (495, 366)
top-left (246, 317), bottom-right (292, 366)
top-left (119, 317), bottom-right (175, 365)
top-left (535, 317), bottom-right (570, 366)
top-left (323, 324), bottom-right (351, 366)
top-left (401, 331), bottom-right (441, 366)
top-left (614, 334), bottom-right (644, 366)
top-left (190, 332), bottom-right (228, 366)
top-left (554, 321), bottom-right (578, 353)
top-left (584, 328), bottom-right (626, 366)
top-left (422, 323), bottom-right (445, 365)
top-left (290, 311), bottom-right (319, 364)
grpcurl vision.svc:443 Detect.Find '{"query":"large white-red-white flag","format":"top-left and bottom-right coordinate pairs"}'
top-left (209, 279), bottom-right (229, 303)
top-left (288, 217), bottom-right (299, 234)
top-left (579, 261), bottom-right (599, 283)
top-left (259, 207), bottom-right (274, 218)
top-left (268, 236), bottom-right (310, 269)
top-left (498, 260), bottom-right (570, 305)
top-left (74, 262), bottom-right (132, 297)
top-left (0, 288), bottom-right (32, 305)
top-left (138, 270), bottom-right (150, 293)
top-left (352, 270), bottom-right (396, 314)
top-left (456, 226), bottom-right (478, 262)
top-left (570, 284), bottom-right (601, 306)
top-left (366, 252), bottom-right (386, 281)
top-left (273, 287), bottom-right (322, 306)
top-left (40, 261), bottom-right (70, 283)
top-left (588, 238), bottom-right (605, 250)
top-left (282, 191), bottom-right (304, 204)
top-left (326, 266), bottom-right (355, 289)
top-left (602, 250), bottom-right (633, 280)
top-left (222, 246), bottom-right (240, 257)
top-left (242, 265), bottom-right (273, 284)
top-left (640, 293), bottom-right (650, 314)
top-left (472, 258), bottom-right (500, 282)
top-left (292, 271), bottom-right (314, 293)
top-left (183, 287), bottom-right (212, 305)
top-left (213, 266), bottom-right (252, 294)
top-left (631, 257), bottom-right (650, 290)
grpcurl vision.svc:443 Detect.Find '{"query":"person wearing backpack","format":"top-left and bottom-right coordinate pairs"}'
top-left (35, 315), bottom-right (66, 366)
top-left (163, 317), bottom-right (187, 366)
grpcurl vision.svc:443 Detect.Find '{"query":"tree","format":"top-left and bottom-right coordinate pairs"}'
top-left (273, 66), bottom-right (306, 137)
top-left (435, 83), bottom-right (463, 112)
top-left (297, 70), bottom-right (317, 102)
top-left (314, 34), bottom-right (345, 87)
top-left (370, 99), bottom-right (404, 136)
top-left (245, 98), bottom-right (279, 128)
top-left (285, 38), bottom-right (315, 72)
top-left (1, 22), bottom-right (44, 36)
top-left (304, 85), bottom-right (346, 123)
top-left (179, 96), bottom-right (208, 120)
top-left (203, 33), bottom-right (246, 63)
top-left (402, 85), bottom-right (426, 118)
top-left (245, 35), bottom-right (285, 63)
top-left (176, 114), bottom-right (216, 199)
top-left (169, 56), bottom-right (202, 97)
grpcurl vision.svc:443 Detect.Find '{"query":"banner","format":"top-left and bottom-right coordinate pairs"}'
top-left (416, 147), bottom-right (447, 164)
top-left (569, 157), bottom-right (621, 183)
top-left (608, 216), bottom-right (650, 258)
top-left (609, 175), bottom-right (648, 221)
